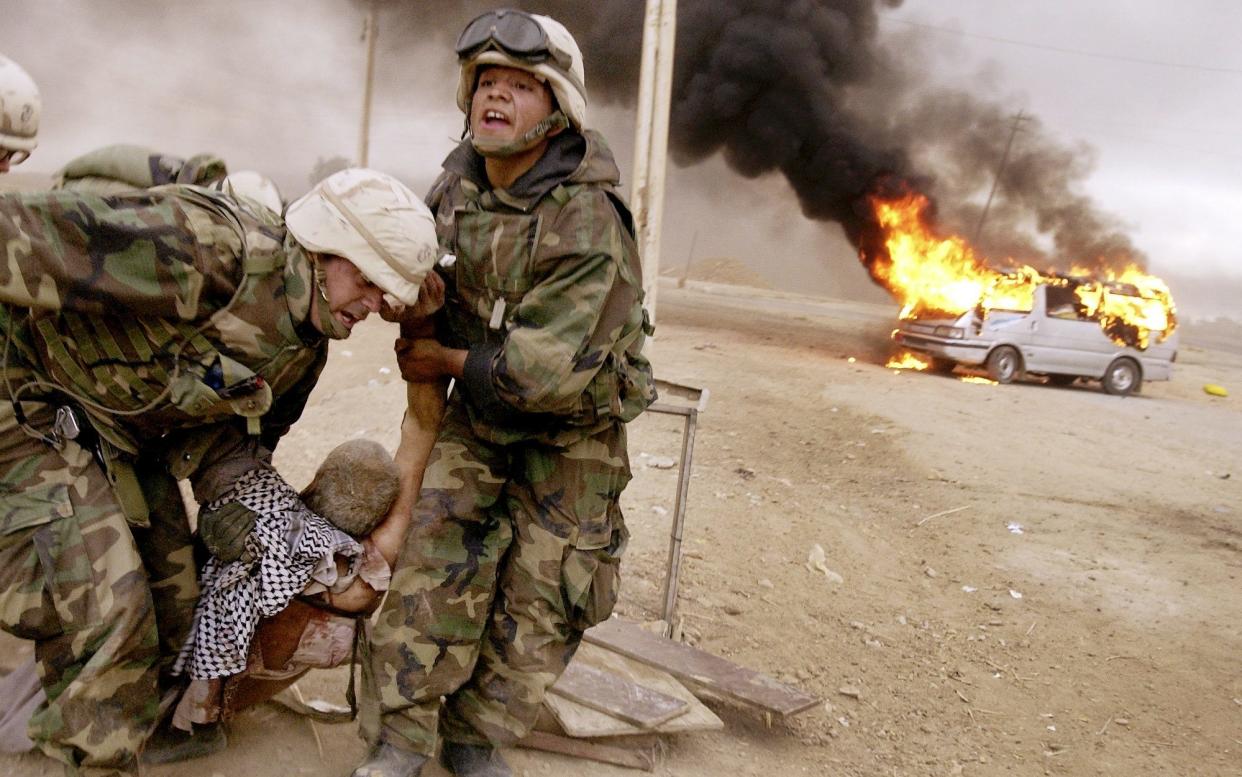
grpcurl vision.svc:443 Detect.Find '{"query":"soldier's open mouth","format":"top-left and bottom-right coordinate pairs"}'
top-left (482, 109), bottom-right (511, 128)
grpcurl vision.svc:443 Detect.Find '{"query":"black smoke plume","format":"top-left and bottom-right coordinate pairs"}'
top-left (380, 0), bottom-right (1144, 277)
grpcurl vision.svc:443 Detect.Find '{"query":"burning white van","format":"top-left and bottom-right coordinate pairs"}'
top-left (892, 281), bottom-right (1179, 396)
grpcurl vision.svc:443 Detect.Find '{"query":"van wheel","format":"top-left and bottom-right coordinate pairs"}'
top-left (1102, 358), bottom-right (1140, 396)
top-left (986, 346), bottom-right (1023, 384)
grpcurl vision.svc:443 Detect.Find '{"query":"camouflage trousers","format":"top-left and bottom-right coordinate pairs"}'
top-left (362, 400), bottom-right (631, 756)
top-left (0, 400), bottom-right (197, 776)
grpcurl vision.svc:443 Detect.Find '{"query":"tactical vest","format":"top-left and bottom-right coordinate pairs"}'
top-left (2, 187), bottom-right (324, 475)
top-left (431, 175), bottom-right (655, 446)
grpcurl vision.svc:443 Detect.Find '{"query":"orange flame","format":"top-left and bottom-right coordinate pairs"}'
top-left (866, 193), bottom-right (1176, 349)
top-left (887, 352), bottom-right (930, 371)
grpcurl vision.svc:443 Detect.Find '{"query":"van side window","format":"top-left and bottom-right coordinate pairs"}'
top-left (1046, 286), bottom-right (1083, 320)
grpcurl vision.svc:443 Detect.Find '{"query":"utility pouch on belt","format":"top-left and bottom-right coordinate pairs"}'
top-left (98, 438), bottom-right (150, 529)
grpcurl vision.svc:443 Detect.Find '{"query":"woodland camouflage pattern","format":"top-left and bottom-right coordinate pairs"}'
top-left (435, 131), bottom-right (654, 447)
top-left (0, 186), bottom-right (332, 775)
top-left (363, 131), bottom-right (651, 756)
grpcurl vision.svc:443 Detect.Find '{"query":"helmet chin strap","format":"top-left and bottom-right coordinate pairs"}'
top-left (312, 255), bottom-right (352, 339)
top-left (472, 110), bottom-right (569, 159)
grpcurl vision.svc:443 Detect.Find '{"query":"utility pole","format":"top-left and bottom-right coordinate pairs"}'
top-left (357, 0), bottom-right (379, 167)
top-left (679, 229), bottom-right (697, 289)
top-left (972, 110), bottom-right (1029, 246)
top-left (631, 0), bottom-right (678, 327)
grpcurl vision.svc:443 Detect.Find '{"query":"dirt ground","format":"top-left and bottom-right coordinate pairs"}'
top-left (2, 279), bottom-right (1239, 777)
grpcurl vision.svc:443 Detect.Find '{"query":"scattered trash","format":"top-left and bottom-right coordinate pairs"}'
top-left (366, 379), bottom-right (379, 388)
top-left (962, 586), bottom-right (978, 593)
top-left (757, 578), bottom-right (774, 590)
top-left (1007, 522), bottom-right (1025, 535)
top-left (1203, 383), bottom-right (1229, 397)
top-left (837, 685), bottom-right (861, 699)
top-left (847, 357), bottom-right (856, 364)
top-left (915, 505), bottom-right (970, 527)
top-left (924, 567), bottom-right (938, 578)
top-left (806, 544), bottom-right (844, 584)
top-left (340, 350), bottom-right (353, 357)
top-left (378, 366), bottom-right (391, 376)
top-left (651, 506), bottom-right (668, 516)
top-left (647, 456), bottom-right (677, 469)
top-left (1009, 589), bottom-right (1024, 599)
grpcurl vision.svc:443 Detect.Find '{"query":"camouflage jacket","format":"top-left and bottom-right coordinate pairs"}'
top-left (428, 130), bottom-right (655, 446)
top-left (0, 185), bottom-right (329, 502)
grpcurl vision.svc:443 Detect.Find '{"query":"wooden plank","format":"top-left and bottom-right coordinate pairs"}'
top-left (543, 643), bottom-right (722, 738)
top-left (584, 618), bottom-right (820, 717)
top-left (550, 661), bottom-right (688, 729)
top-left (516, 730), bottom-right (655, 771)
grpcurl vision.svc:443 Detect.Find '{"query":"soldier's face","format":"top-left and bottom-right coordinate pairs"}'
top-left (469, 66), bottom-right (555, 146)
top-left (313, 256), bottom-right (384, 333)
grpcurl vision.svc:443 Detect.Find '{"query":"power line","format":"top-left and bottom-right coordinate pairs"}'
top-left (883, 16), bottom-right (1242, 75)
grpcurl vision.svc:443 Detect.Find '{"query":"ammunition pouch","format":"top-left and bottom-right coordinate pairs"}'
top-left (97, 438), bottom-right (150, 529)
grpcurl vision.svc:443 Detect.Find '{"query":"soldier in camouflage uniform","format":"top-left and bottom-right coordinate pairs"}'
top-left (0, 168), bottom-right (438, 777)
top-left (354, 10), bottom-right (655, 777)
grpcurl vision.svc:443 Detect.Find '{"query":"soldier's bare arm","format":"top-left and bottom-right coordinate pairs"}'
top-left (370, 379), bottom-right (447, 566)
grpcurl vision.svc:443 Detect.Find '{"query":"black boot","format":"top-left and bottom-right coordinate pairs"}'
top-left (140, 720), bottom-right (227, 765)
top-left (439, 741), bottom-right (512, 777)
top-left (350, 739), bottom-right (430, 777)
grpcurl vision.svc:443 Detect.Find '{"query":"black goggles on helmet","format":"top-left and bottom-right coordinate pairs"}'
top-left (455, 9), bottom-right (573, 71)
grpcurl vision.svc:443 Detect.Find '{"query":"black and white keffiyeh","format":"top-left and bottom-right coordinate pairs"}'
top-left (173, 468), bottom-right (363, 680)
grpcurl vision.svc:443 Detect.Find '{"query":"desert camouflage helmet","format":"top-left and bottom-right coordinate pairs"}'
top-left (218, 170), bottom-right (284, 216)
top-left (455, 9), bottom-right (588, 131)
top-left (0, 55), bottom-right (40, 153)
top-left (284, 168), bottom-right (437, 309)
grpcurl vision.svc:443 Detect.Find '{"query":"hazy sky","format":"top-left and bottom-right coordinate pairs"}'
top-left (3, 0), bottom-right (1239, 317)
top-left (889, 0), bottom-right (1242, 288)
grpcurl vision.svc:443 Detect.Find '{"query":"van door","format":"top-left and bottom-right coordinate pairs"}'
top-left (1028, 285), bottom-right (1109, 375)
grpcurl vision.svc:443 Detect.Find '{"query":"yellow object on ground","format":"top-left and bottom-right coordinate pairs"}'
top-left (1203, 384), bottom-right (1228, 397)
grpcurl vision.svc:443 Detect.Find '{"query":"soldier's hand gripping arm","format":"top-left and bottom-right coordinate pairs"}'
top-left (197, 500), bottom-right (259, 562)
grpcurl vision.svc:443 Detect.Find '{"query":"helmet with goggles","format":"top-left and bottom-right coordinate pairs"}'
top-left (0, 54), bottom-right (40, 163)
top-left (455, 9), bottom-right (588, 132)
